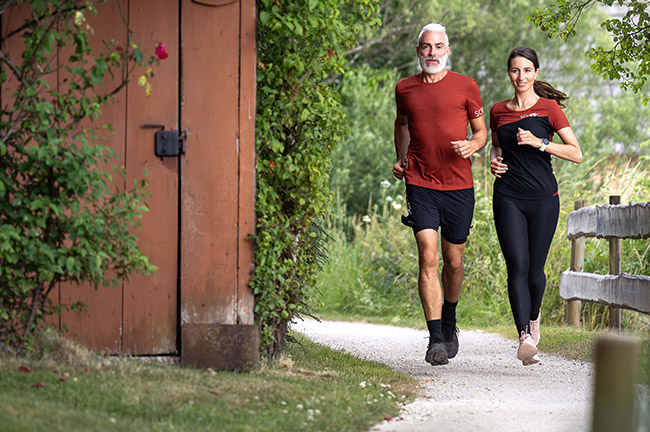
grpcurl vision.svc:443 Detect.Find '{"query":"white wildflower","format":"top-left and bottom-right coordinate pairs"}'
top-left (392, 202), bottom-right (402, 210)
top-left (380, 180), bottom-right (391, 189)
top-left (385, 196), bottom-right (393, 202)
top-left (296, 404), bottom-right (304, 410)
top-left (359, 381), bottom-right (367, 388)
top-left (362, 215), bottom-right (371, 223)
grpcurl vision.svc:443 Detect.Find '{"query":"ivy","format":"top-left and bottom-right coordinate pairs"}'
top-left (0, 0), bottom-right (159, 354)
top-left (254, 0), bottom-right (380, 357)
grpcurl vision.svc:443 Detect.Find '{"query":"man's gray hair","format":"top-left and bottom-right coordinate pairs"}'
top-left (417, 23), bottom-right (449, 47)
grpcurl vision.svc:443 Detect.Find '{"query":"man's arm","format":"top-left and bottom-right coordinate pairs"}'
top-left (393, 110), bottom-right (410, 180)
top-left (450, 116), bottom-right (488, 159)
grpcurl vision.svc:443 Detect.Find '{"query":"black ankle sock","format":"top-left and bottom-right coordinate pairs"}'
top-left (442, 299), bottom-right (458, 325)
top-left (426, 319), bottom-right (443, 342)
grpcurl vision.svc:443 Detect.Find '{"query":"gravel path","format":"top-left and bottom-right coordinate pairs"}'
top-left (291, 319), bottom-right (594, 432)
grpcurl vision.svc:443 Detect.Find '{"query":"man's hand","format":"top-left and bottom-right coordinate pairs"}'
top-left (392, 157), bottom-right (408, 180)
top-left (451, 139), bottom-right (476, 159)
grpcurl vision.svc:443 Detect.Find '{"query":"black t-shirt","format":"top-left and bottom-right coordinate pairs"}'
top-left (489, 98), bottom-right (570, 199)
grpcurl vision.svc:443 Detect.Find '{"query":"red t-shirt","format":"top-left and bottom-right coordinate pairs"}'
top-left (395, 72), bottom-right (484, 190)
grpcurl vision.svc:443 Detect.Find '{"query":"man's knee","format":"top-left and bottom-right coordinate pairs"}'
top-left (419, 247), bottom-right (439, 269)
top-left (444, 257), bottom-right (464, 275)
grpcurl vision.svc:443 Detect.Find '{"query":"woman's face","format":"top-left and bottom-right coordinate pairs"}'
top-left (508, 56), bottom-right (539, 93)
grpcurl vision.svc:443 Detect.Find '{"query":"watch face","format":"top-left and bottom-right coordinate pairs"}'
top-left (542, 138), bottom-right (549, 145)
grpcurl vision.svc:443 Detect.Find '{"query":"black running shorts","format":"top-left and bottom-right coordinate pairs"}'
top-left (401, 184), bottom-right (475, 244)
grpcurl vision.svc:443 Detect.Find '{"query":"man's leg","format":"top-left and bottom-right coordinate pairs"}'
top-left (415, 229), bottom-right (448, 366)
top-left (415, 229), bottom-right (442, 320)
top-left (441, 238), bottom-right (466, 303)
top-left (440, 238), bottom-right (466, 358)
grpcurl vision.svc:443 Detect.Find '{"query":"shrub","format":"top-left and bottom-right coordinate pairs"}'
top-left (0, 0), bottom-right (158, 354)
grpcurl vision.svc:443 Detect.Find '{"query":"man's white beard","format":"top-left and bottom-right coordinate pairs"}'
top-left (419, 53), bottom-right (448, 74)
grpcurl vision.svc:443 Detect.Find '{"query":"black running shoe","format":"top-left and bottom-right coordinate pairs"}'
top-left (425, 341), bottom-right (449, 366)
top-left (442, 323), bottom-right (459, 359)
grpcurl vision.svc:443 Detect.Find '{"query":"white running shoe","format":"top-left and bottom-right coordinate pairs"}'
top-left (529, 313), bottom-right (541, 346)
top-left (517, 331), bottom-right (539, 366)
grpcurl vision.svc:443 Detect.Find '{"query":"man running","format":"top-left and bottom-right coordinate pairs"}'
top-left (393, 23), bottom-right (487, 365)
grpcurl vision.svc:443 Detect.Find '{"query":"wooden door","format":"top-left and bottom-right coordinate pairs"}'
top-left (3, 0), bottom-right (256, 357)
top-left (59, 0), bottom-right (180, 355)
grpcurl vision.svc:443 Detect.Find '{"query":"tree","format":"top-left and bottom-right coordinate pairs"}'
top-left (0, 0), bottom-right (159, 354)
top-left (529, 0), bottom-right (650, 103)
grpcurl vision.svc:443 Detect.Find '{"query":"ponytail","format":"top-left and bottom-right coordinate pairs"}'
top-left (533, 80), bottom-right (568, 108)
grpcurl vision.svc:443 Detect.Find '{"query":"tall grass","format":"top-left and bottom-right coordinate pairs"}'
top-left (312, 152), bottom-right (650, 333)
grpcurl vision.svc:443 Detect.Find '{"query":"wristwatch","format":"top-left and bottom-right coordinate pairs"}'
top-left (539, 138), bottom-right (549, 152)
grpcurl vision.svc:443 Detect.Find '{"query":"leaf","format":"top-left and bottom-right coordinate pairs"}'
top-left (65, 257), bottom-right (76, 273)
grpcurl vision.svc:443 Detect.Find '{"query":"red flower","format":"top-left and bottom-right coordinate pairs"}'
top-left (18, 365), bottom-right (31, 373)
top-left (155, 42), bottom-right (169, 60)
top-left (60, 376), bottom-right (68, 382)
top-left (32, 382), bottom-right (45, 388)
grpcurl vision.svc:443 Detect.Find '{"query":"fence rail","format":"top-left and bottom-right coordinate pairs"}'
top-left (560, 198), bottom-right (650, 329)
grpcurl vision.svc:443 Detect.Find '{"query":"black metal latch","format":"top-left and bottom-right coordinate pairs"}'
top-left (142, 124), bottom-right (187, 158)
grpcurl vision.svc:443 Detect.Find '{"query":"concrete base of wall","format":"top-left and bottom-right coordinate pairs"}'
top-left (181, 324), bottom-right (259, 372)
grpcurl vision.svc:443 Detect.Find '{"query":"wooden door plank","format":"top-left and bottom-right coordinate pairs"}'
top-left (237, 0), bottom-right (256, 325)
top-left (58, 0), bottom-right (128, 353)
top-left (180, 0), bottom-right (240, 325)
top-left (122, 0), bottom-right (179, 354)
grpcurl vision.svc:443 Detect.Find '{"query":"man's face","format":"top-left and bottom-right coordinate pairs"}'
top-left (417, 31), bottom-right (450, 75)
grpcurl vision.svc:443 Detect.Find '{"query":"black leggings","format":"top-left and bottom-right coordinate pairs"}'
top-left (493, 192), bottom-right (559, 335)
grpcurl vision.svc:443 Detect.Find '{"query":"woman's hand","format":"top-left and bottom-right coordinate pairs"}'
top-left (516, 127), bottom-right (541, 148)
top-left (490, 156), bottom-right (508, 178)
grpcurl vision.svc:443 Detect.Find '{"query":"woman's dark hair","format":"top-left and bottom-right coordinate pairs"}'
top-left (508, 46), bottom-right (568, 108)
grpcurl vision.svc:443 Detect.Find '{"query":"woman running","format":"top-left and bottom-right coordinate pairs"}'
top-left (489, 46), bottom-right (582, 365)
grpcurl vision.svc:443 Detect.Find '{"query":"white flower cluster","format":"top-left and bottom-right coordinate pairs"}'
top-left (360, 381), bottom-right (398, 404)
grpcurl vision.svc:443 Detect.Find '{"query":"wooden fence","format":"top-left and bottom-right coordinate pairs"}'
top-left (559, 196), bottom-right (650, 432)
top-left (560, 196), bottom-right (650, 330)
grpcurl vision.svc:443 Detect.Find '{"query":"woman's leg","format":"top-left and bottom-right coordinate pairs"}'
top-left (525, 194), bottom-right (560, 321)
top-left (493, 193), bottom-right (531, 335)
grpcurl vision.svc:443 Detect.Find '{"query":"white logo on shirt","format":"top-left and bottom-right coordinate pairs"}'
top-left (520, 112), bottom-right (540, 119)
top-left (474, 107), bottom-right (484, 118)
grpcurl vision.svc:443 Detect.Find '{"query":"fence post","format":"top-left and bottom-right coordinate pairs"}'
top-left (608, 195), bottom-right (622, 332)
top-left (591, 334), bottom-right (640, 432)
top-left (567, 199), bottom-right (587, 328)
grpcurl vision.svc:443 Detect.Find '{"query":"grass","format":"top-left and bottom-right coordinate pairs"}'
top-left (0, 330), bottom-right (419, 432)
top-left (1, 318), bottom-right (647, 432)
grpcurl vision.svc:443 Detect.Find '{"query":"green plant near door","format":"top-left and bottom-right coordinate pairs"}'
top-left (0, 0), bottom-right (159, 354)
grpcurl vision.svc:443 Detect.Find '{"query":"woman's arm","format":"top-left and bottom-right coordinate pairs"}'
top-left (516, 126), bottom-right (583, 163)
